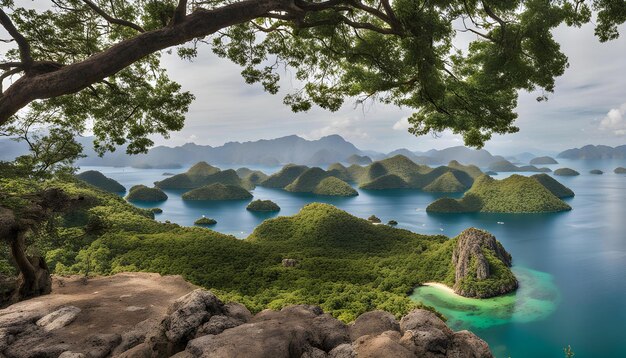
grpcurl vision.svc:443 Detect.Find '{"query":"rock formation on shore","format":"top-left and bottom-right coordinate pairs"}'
top-left (0, 273), bottom-right (493, 358)
top-left (451, 228), bottom-right (518, 298)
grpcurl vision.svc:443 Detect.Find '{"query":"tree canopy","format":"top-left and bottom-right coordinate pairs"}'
top-left (0, 0), bottom-right (624, 154)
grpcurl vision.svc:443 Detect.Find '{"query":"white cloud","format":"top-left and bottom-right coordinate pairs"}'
top-left (302, 117), bottom-right (369, 141)
top-left (599, 103), bottom-right (626, 136)
top-left (392, 117), bottom-right (411, 131)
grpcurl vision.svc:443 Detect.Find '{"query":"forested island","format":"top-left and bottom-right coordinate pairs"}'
top-left (427, 175), bottom-right (572, 213)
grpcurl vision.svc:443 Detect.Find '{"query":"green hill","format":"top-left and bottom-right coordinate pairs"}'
top-left (155, 162), bottom-right (223, 189)
top-left (76, 171), bottom-right (125, 193)
top-left (126, 185), bottom-right (168, 202)
top-left (346, 154), bottom-right (373, 165)
top-left (247, 199), bottom-right (281, 212)
top-left (488, 160), bottom-right (551, 173)
top-left (182, 183), bottom-right (253, 201)
top-left (423, 171), bottom-right (468, 192)
top-left (426, 174), bottom-right (571, 213)
top-left (447, 160), bottom-right (483, 178)
top-left (284, 167), bottom-right (329, 192)
top-left (531, 174), bottom-right (575, 198)
top-left (360, 174), bottom-right (409, 190)
top-left (326, 163), bottom-right (352, 181)
top-left (260, 164), bottom-right (309, 188)
top-left (312, 177), bottom-right (358, 196)
top-left (554, 168), bottom-right (580, 176)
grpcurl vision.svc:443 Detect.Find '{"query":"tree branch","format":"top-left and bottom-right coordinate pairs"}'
top-left (0, 9), bottom-right (33, 70)
top-left (81, 0), bottom-right (146, 33)
top-left (171, 0), bottom-right (188, 25)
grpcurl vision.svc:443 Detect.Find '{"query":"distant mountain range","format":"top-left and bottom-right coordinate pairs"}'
top-left (558, 145), bottom-right (626, 159)
top-left (1, 134), bottom-right (623, 168)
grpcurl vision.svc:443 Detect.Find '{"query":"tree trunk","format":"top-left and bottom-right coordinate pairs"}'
top-left (9, 232), bottom-right (51, 302)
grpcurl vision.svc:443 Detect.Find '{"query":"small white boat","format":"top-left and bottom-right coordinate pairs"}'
top-left (497, 221), bottom-right (504, 225)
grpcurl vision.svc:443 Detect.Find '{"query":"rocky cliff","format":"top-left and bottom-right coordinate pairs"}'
top-left (0, 273), bottom-right (493, 358)
top-left (451, 228), bottom-right (518, 298)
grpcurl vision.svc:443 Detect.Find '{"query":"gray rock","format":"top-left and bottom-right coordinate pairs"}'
top-left (163, 289), bottom-right (224, 344)
top-left (349, 310), bottom-right (400, 340)
top-left (448, 330), bottom-right (493, 358)
top-left (58, 352), bottom-right (86, 358)
top-left (84, 333), bottom-right (122, 358)
top-left (281, 259), bottom-right (298, 267)
top-left (194, 315), bottom-right (242, 337)
top-left (328, 344), bottom-right (355, 358)
top-left (111, 318), bottom-right (160, 355)
top-left (223, 302), bottom-right (252, 322)
top-left (353, 334), bottom-right (413, 358)
top-left (36, 306), bottom-right (81, 331)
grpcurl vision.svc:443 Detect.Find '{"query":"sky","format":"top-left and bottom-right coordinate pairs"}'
top-left (3, 2), bottom-right (626, 156)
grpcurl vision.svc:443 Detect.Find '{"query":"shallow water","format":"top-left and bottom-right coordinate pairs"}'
top-left (80, 158), bottom-right (626, 357)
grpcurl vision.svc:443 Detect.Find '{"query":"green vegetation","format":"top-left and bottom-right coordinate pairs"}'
top-left (247, 200), bottom-right (281, 212)
top-left (488, 160), bottom-right (551, 173)
top-left (260, 164), bottom-right (309, 188)
top-left (181, 183), bottom-right (252, 201)
top-left (368, 215), bottom-right (382, 224)
top-left (427, 175), bottom-right (571, 213)
top-left (348, 156), bottom-right (477, 191)
top-left (312, 177), bottom-right (358, 196)
top-left (1, 177), bottom-right (520, 322)
top-left (531, 174), bottom-right (575, 198)
top-left (75, 171), bottom-right (125, 193)
top-left (423, 172), bottom-right (468, 193)
top-left (554, 168), bottom-right (580, 176)
top-left (156, 163), bottom-right (252, 190)
top-left (615, 167), bottom-right (626, 174)
top-left (194, 217), bottom-right (217, 226)
top-left (126, 185), bottom-right (167, 202)
top-left (388, 220), bottom-right (398, 226)
top-left (530, 156), bottom-right (558, 165)
top-left (284, 168), bottom-right (330, 192)
top-left (590, 169), bottom-right (604, 175)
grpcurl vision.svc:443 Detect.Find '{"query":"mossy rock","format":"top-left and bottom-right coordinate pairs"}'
top-left (76, 171), bottom-right (125, 193)
top-left (194, 217), bottom-right (217, 225)
top-left (554, 168), bottom-right (580, 176)
top-left (182, 183), bottom-right (252, 201)
top-left (126, 185), bottom-right (168, 202)
top-left (388, 220), bottom-right (398, 226)
top-left (247, 200), bottom-right (281, 212)
top-left (368, 215), bottom-right (381, 223)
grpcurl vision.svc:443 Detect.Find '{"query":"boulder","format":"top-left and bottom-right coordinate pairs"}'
top-left (349, 310), bottom-right (400, 340)
top-left (281, 259), bottom-right (298, 267)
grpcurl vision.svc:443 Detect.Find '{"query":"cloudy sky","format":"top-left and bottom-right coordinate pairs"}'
top-left (3, 2), bottom-right (626, 155)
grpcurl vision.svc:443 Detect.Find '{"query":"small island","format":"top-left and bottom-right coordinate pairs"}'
top-left (194, 217), bottom-right (217, 226)
top-left (367, 215), bottom-right (381, 223)
top-left (590, 169), bottom-right (604, 175)
top-left (530, 156), bottom-right (558, 165)
top-left (488, 160), bottom-right (551, 173)
top-left (387, 220), bottom-right (398, 226)
top-left (76, 170), bottom-right (125, 193)
top-left (247, 200), bottom-right (281, 212)
top-left (126, 185), bottom-right (168, 202)
top-left (615, 167), bottom-right (626, 174)
top-left (150, 208), bottom-right (163, 214)
top-left (554, 168), bottom-right (580, 176)
top-left (312, 177), bottom-right (358, 196)
top-left (182, 183), bottom-right (253, 201)
top-left (423, 171), bottom-right (468, 192)
top-left (426, 174), bottom-right (571, 213)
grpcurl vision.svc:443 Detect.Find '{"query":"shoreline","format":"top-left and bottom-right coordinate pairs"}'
top-left (421, 282), bottom-right (465, 298)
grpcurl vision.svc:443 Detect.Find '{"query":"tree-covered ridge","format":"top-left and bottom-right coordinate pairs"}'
top-left (488, 160), bottom-right (551, 173)
top-left (1, 178), bottom-right (517, 321)
top-left (155, 162), bottom-right (253, 190)
top-left (531, 174), bottom-right (575, 198)
top-left (530, 156), bottom-right (558, 165)
top-left (126, 185), bottom-right (167, 202)
top-left (554, 168), bottom-right (580, 176)
top-left (181, 183), bottom-right (252, 201)
top-left (344, 155), bottom-right (477, 192)
top-left (75, 170), bottom-right (125, 193)
top-left (282, 167), bottom-right (357, 197)
top-left (427, 174), bottom-right (572, 213)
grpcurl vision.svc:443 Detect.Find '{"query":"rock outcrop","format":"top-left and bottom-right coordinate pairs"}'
top-left (451, 228), bottom-right (518, 298)
top-left (0, 277), bottom-right (494, 358)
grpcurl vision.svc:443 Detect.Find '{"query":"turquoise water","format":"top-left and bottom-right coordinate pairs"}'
top-left (80, 159), bottom-right (626, 357)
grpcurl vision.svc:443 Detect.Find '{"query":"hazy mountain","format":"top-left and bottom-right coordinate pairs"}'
top-left (558, 145), bottom-right (626, 159)
top-left (74, 134), bottom-right (362, 167)
top-left (386, 148), bottom-right (435, 165)
top-left (421, 146), bottom-right (506, 167)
